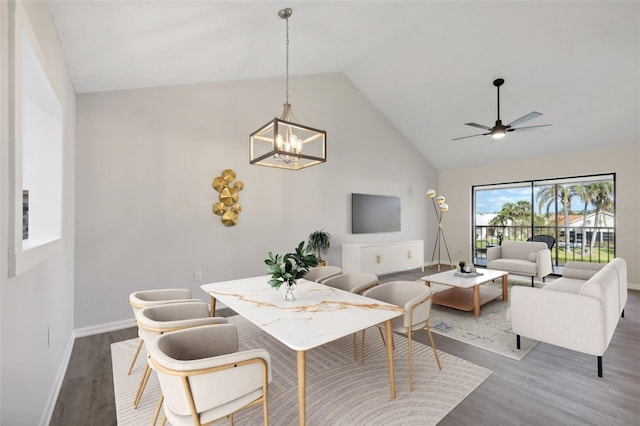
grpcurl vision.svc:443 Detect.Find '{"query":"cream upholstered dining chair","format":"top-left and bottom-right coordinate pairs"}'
top-left (304, 265), bottom-right (342, 283)
top-left (135, 302), bottom-right (228, 423)
top-left (148, 324), bottom-right (272, 426)
top-left (128, 289), bottom-right (202, 375)
top-left (362, 281), bottom-right (442, 391)
top-left (322, 272), bottom-right (379, 361)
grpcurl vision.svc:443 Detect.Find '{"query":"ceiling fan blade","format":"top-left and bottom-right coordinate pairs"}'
top-left (507, 124), bottom-right (552, 132)
top-left (452, 132), bottom-right (490, 141)
top-left (506, 111), bottom-right (542, 128)
top-left (465, 122), bottom-right (492, 130)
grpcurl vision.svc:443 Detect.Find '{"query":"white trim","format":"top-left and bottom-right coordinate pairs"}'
top-left (629, 282), bottom-right (640, 291)
top-left (39, 331), bottom-right (74, 426)
top-left (74, 318), bottom-right (136, 338)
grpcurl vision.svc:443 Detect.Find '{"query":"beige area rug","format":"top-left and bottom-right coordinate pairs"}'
top-left (426, 277), bottom-right (538, 360)
top-left (112, 315), bottom-right (492, 425)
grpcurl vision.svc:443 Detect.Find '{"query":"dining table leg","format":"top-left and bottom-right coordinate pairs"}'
top-left (384, 319), bottom-right (396, 400)
top-left (209, 295), bottom-right (217, 317)
top-left (297, 350), bottom-right (307, 426)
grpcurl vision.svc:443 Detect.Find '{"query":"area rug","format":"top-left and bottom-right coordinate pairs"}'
top-left (425, 277), bottom-right (538, 360)
top-left (112, 315), bottom-right (492, 425)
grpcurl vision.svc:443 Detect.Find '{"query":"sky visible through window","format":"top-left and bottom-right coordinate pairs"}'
top-left (475, 185), bottom-right (604, 215)
top-left (475, 187), bottom-right (536, 214)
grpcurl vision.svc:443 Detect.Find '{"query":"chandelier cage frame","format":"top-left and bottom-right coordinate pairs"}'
top-left (249, 7), bottom-right (327, 170)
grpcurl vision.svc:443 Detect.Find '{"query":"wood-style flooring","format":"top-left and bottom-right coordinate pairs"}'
top-left (50, 267), bottom-right (640, 425)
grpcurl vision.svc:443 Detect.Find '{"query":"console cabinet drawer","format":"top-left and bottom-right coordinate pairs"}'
top-left (342, 241), bottom-right (424, 275)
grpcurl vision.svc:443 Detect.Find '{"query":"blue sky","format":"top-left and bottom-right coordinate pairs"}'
top-left (475, 187), bottom-right (535, 214)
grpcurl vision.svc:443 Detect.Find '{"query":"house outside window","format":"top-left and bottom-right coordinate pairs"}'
top-left (473, 174), bottom-right (615, 271)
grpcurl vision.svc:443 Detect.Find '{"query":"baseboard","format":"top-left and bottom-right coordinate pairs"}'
top-left (629, 282), bottom-right (640, 291)
top-left (40, 331), bottom-right (75, 426)
top-left (74, 318), bottom-right (136, 338)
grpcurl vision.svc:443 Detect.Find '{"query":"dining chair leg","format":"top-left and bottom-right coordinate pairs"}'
top-left (377, 327), bottom-right (395, 350)
top-left (360, 329), bottom-right (366, 365)
top-left (161, 416), bottom-right (167, 426)
top-left (408, 327), bottom-right (414, 392)
top-left (425, 320), bottom-right (442, 370)
top-left (151, 395), bottom-right (163, 426)
top-left (353, 333), bottom-right (357, 361)
top-left (134, 364), bottom-right (152, 408)
top-left (128, 339), bottom-right (144, 375)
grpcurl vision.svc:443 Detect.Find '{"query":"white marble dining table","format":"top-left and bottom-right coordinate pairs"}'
top-left (201, 275), bottom-right (404, 426)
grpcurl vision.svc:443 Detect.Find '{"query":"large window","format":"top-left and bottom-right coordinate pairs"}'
top-left (473, 174), bottom-right (615, 271)
top-left (8, 1), bottom-right (63, 276)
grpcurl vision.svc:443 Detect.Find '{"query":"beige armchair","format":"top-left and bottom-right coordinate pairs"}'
top-left (128, 289), bottom-right (202, 375)
top-left (363, 281), bottom-right (441, 391)
top-left (322, 272), bottom-right (379, 361)
top-left (304, 265), bottom-right (342, 283)
top-left (135, 302), bottom-right (228, 422)
top-left (148, 324), bottom-right (271, 426)
top-left (487, 241), bottom-right (552, 286)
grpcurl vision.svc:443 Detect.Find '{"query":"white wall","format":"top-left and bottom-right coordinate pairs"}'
top-left (0, 1), bottom-right (76, 424)
top-left (439, 143), bottom-right (640, 286)
top-left (75, 73), bottom-right (439, 329)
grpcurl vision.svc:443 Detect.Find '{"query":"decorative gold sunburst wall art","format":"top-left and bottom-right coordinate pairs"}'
top-left (212, 169), bottom-right (244, 226)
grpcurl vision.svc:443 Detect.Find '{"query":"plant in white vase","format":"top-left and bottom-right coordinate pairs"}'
top-left (265, 241), bottom-right (318, 300)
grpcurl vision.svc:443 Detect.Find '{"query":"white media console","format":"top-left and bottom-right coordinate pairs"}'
top-left (341, 240), bottom-right (424, 275)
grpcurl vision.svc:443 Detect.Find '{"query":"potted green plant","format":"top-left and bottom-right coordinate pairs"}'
top-left (307, 230), bottom-right (331, 265)
top-left (265, 241), bottom-right (318, 301)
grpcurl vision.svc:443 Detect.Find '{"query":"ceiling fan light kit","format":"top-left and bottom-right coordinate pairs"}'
top-left (453, 78), bottom-right (551, 141)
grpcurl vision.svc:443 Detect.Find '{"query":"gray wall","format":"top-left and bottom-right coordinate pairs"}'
top-left (0, 1), bottom-right (76, 424)
top-left (75, 73), bottom-right (439, 329)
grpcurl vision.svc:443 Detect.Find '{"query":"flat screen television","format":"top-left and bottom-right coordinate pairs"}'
top-left (351, 193), bottom-right (401, 234)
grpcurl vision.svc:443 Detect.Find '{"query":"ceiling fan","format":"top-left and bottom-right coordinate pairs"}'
top-left (453, 78), bottom-right (551, 141)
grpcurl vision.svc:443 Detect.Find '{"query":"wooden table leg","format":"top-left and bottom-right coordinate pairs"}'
top-left (423, 280), bottom-right (431, 287)
top-left (473, 285), bottom-right (480, 317)
top-left (384, 320), bottom-right (396, 400)
top-left (210, 295), bottom-right (217, 317)
top-left (502, 274), bottom-right (509, 302)
top-left (297, 350), bottom-right (307, 426)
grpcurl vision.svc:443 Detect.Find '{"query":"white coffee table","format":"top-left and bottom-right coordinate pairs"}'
top-left (421, 269), bottom-right (508, 317)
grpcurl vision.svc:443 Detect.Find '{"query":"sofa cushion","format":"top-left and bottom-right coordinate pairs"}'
top-left (527, 252), bottom-right (537, 262)
top-left (563, 261), bottom-right (604, 280)
top-left (543, 277), bottom-right (585, 294)
top-left (487, 259), bottom-right (537, 276)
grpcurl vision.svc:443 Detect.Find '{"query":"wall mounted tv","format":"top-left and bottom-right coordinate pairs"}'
top-left (351, 193), bottom-right (401, 234)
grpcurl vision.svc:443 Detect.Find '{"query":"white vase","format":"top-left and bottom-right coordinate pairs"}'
top-left (283, 282), bottom-right (297, 302)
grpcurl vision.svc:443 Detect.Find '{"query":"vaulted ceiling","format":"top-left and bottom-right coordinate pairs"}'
top-left (48, 1), bottom-right (640, 170)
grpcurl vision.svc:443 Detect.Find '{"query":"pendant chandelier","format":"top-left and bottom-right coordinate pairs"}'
top-left (249, 8), bottom-right (327, 170)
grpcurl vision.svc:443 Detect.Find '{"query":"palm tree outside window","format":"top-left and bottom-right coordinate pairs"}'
top-left (473, 174), bottom-right (615, 272)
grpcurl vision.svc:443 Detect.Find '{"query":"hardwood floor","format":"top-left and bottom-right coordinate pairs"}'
top-left (50, 267), bottom-right (640, 425)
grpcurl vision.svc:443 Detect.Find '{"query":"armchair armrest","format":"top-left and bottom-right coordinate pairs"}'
top-left (535, 248), bottom-right (552, 278)
top-left (487, 246), bottom-right (501, 262)
top-left (510, 286), bottom-right (606, 355)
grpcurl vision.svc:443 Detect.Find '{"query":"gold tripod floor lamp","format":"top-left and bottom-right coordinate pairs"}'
top-left (427, 189), bottom-right (453, 271)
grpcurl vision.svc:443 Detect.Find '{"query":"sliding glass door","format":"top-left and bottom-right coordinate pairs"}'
top-left (473, 174), bottom-right (615, 272)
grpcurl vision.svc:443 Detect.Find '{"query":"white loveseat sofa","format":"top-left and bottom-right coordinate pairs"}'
top-left (487, 241), bottom-right (553, 286)
top-left (508, 258), bottom-right (627, 377)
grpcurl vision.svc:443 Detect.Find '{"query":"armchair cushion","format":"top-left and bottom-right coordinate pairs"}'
top-left (487, 241), bottom-right (552, 279)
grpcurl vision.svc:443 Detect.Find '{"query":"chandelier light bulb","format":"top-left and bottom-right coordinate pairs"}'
top-left (439, 203), bottom-right (449, 212)
top-left (426, 189), bottom-right (436, 198)
top-left (436, 195), bottom-right (446, 204)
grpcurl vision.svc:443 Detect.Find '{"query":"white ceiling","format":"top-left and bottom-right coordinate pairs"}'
top-left (48, 1), bottom-right (640, 170)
